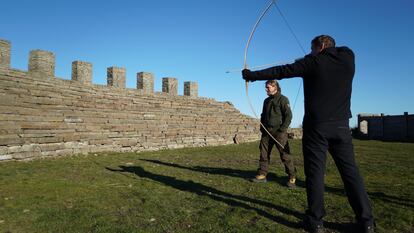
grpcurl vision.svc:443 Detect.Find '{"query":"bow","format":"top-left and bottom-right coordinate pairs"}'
top-left (243, 0), bottom-right (306, 149)
top-left (243, 0), bottom-right (286, 149)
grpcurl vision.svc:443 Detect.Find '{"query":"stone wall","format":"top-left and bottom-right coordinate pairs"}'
top-left (0, 39), bottom-right (260, 161)
top-left (288, 128), bottom-right (302, 140)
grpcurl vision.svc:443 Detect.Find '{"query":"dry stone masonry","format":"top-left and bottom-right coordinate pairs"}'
top-left (107, 67), bottom-right (126, 89)
top-left (28, 50), bottom-right (55, 79)
top-left (72, 61), bottom-right (93, 85)
top-left (137, 72), bottom-right (154, 94)
top-left (0, 39), bottom-right (10, 69)
top-left (184, 81), bottom-right (198, 98)
top-left (0, 39), bottom-right (260, 161)
top-left (162, 77), bottom-right (178, 96)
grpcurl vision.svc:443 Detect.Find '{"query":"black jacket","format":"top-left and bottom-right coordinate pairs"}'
top-left (261, 93), bottom-right (292, 132)
top-left (249, 47), bottom-right (354, 123)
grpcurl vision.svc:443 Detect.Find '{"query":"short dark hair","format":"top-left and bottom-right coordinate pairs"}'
top-left (265, 80), bottom-right (281, 93)
top-left (311, 35), bottom-right (335, 48)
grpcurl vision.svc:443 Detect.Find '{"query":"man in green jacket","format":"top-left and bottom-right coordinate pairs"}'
top-left (252, 80), bottom-right (297, 188)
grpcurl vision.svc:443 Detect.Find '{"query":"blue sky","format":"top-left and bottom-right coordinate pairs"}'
top-left (1, 0), bottom-right (413, 127)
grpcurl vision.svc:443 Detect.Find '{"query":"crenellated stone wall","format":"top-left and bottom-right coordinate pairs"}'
top-left (0, 39), bottom-right (260, 161)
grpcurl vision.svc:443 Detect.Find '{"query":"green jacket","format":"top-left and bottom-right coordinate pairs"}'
top-left (261, 93), bottom-right (292, 132)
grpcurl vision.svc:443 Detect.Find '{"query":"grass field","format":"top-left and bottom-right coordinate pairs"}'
top-left (0, 139), bottom-right (413, 233)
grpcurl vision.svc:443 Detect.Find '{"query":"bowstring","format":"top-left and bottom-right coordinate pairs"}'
top-left (244, 0), bottom-right (286, 149)
top-left (244, 0), bottom-right (307, 148)
top-left (274, 4), bottom-right (307, 112)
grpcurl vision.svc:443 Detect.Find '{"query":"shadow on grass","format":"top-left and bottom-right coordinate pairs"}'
top-left (139, 160), bottom-right (414, 208)
top-left (136, 159), bottom-right (414, 232)
top-left (140, 159), bottom-right (304, 189)
top-left (324, 186), bottom-right (414, 209)
top-left (106, 165), bottom-right (303, 230)
top-left (140, 159), bottom-right (256, 179)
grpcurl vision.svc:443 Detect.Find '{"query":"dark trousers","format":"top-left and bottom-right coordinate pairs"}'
top-left (302, 120), bottom-right (374, 229)
top-left (258, 131), bottom-right (296, 177)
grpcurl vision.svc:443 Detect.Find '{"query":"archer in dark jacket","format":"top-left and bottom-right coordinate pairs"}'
top-left (243, 35), bottom-right (375, 233)
top-left (252, 80), bottom-right (297, 188)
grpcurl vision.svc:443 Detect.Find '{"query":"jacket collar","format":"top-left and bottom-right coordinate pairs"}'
top-left (269, 92), bottom-right (281, 99)
top-left (320, 47), bottom-right (338, 56)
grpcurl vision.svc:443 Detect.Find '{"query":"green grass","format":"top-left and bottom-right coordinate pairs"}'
top-left (0, 139), bottom-right (413, 233)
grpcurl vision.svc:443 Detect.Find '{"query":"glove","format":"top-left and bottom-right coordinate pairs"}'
top-left (242, 69), bottom-right (256, 82)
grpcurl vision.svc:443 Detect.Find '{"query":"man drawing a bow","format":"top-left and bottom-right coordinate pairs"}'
top-left (242, 35), bottom-right (375, 233)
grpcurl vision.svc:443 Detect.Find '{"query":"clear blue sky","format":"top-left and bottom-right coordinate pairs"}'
top-left (1, 0), bottom-right (413, 127)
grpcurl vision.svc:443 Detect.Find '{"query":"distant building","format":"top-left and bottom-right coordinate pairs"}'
top-left (357, 112), bottom-right (414, 142)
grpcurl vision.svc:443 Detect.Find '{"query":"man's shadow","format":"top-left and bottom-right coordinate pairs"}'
top-left (140, 159), bottom-right (414, 208)
top-left (137, 159), bottom-right (414, 232)
top-left (140, 158), bottom-right (305, 188)
top-left (324, 186), bottom-right (414, 209)
top-left (106, 165), bottom-right (302, 230)
top-left (140, 158), bottom-right (256, 179)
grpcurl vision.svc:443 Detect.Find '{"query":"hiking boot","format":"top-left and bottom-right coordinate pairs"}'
top-left (251, 174), bottom-right (267, 183)
top-left (286, 177), bottom-right (296, 188)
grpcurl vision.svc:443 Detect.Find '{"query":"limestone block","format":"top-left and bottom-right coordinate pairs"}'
top-left (107, 67), bottom-right (126, 89)
top-left (137, 72), bottom-right (154, 94)
top-left (0, 39), bottom-right (11, 69)
top-left (184, 81), bottom-right (198, 97)
top-left (72, 61), bottom-right (92, 85)
top-left (162, 77), bottom-right (178, 95)
top-left (28, 50), bottom-right (55, 79)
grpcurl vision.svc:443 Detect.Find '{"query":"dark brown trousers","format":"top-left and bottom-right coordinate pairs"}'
top-left (258, 131), bottom-right (296, 177)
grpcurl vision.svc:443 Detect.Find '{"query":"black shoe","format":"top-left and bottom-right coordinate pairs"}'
top-left (312, 225), bottom-right (325, 233)
top-left (357, 220), bottom-right (376, 233)
top-left (304, 224), bottom-right (324, 233)
top-left (364, 225), bottom-right (375, 233)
